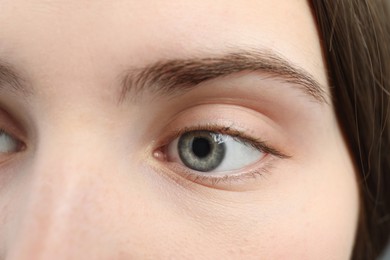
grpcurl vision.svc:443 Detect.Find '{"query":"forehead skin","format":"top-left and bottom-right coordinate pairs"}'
top-left (0, 0), bottom-right (358, 259)
top-left (0, 0), bottom-right (327, 98)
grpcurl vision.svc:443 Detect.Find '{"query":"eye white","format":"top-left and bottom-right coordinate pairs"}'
top-left (211, 135), bottom-right (264, 173)
top-left (0, 131), bottom-right (19, 153)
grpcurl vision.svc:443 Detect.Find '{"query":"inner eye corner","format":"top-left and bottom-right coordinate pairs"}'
top-left (152, 148), bottom-right (168, 162)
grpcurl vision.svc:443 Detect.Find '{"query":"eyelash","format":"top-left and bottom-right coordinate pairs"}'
top-left (156, 124), bottom-right (289, 186)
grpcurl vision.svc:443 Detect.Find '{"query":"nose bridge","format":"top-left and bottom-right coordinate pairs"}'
top-left (7, 127), bottom-right (129, 259)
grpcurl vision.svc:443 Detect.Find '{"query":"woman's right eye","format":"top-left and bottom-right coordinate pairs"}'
top-left (0, 129), bottom-right (23, 154)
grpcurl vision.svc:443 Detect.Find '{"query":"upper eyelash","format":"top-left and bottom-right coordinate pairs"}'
top-left (161, 123), bottom-right (289, 159)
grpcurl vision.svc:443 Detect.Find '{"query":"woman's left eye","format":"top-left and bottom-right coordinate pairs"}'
top-left (165, 130), bottom-right (265, 175)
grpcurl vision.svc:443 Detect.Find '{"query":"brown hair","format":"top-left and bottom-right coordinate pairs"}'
top-left (310, 1), bottom-right (390, 259)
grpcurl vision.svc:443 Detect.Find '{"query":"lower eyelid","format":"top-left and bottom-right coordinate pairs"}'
top-left (158, 152), bottom-right (279, 189)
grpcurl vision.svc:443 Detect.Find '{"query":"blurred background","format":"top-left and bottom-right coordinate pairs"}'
top-left (381, 1), bottom-right (390, 259)
top-left (382, 1), bottom-right (389, 259)
top-left (379, 1), bottom-right (389, 259)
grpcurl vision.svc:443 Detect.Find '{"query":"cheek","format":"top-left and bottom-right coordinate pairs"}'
top-left (271, 167), bottom-right (358, 260)
top-left (163, 133), bottom-right (359, 259)
top-left (172, 175), bottom-right (358, 260)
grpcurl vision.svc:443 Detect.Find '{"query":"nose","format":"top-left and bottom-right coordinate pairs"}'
top-left (5, 131), bottom-right (147, 259)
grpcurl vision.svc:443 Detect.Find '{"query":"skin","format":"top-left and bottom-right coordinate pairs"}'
top-left (0, 0), bottom-right (359, 259)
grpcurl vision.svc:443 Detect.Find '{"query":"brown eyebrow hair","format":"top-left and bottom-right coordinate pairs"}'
top-left (0, 50), bottom-right (327, 104)
top-left (0, 62), bottom-right (29, 96)
top-left (119, 50), bottom-right (328, 104)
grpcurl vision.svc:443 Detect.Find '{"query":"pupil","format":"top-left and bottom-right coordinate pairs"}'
top-left (192, 137), bottom-right (211, 158)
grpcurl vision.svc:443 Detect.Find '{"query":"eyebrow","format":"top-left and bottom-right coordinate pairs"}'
top-left (0, 62), bottom-right (29, 96)
top-left (119, 49), bottom-right (328, 104)
top-left (0, 50), bottom-right (327, 104)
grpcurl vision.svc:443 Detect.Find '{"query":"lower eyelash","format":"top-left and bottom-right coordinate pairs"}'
top-left (164, 155), bottom-right (276, 187)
